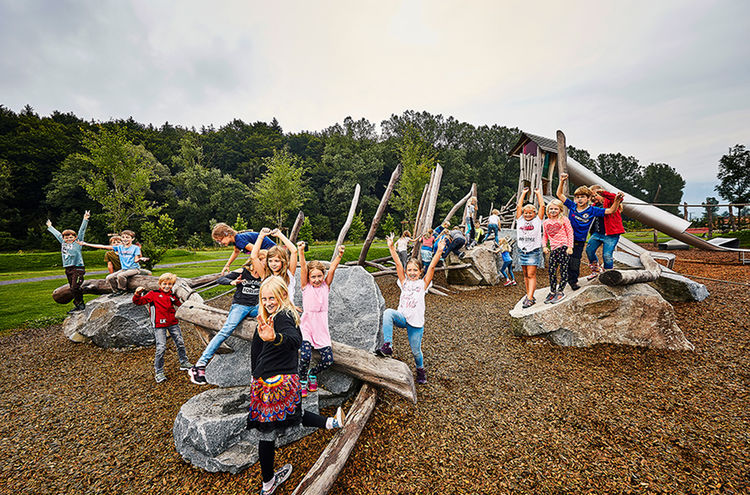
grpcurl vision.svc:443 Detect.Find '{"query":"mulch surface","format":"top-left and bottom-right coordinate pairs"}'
top-left (1, 248), bottom-right (748, 494)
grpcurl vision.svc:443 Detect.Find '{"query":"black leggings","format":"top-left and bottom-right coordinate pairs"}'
top-left (258, 410), bottom-right (328, 482)
top-left (548, 246), bottom-right (570, 292)
top-left (299, 342), bottom-right (334, 378)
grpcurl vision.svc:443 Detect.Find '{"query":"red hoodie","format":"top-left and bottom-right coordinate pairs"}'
top-left (132, 289), bottom-right (181, 328)
top-left (597, 190), bottom-right (625, 235)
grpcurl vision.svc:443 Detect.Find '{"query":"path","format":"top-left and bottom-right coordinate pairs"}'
top-left (0, 258), bottom-right (226, 286)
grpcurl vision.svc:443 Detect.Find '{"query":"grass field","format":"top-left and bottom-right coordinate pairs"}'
top-left (0, 242), bottom-right (390, 332)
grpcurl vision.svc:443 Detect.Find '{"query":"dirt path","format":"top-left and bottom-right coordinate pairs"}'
top-left (0, 250), bottom-right (748, 494)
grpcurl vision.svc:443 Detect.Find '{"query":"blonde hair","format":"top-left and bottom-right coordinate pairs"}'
top-left (266, 245), bottom-right (291, 284)
top-left (211, 222), bottom-right (236, 240)
top-left (258, 276), bottom-right (300, 325)
top-left (158, 272), bottom-right (177, 283)
top-left (491, 209), bottom-right (500, 215)
top-left (573, 186), bottom-right (591, 197)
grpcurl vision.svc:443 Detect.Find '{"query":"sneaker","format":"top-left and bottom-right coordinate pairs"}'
top-left (179, 361), bottom-right (193, 371)
top-left (188, 365), bottom-right (207, 385)
top-left (522, 297), bottom-right (536, 309)
top-left (551, 291), bottom-right (566, 304)
top-left (416, 367), bottom-right (427, 384)
top-left (375, 342), bottom-right (393, 357)
top-left (308, 375), bottom-right (318, 392)
top-left (503, 279), bottom-right (513, 287)
top-left (155, 370), bottom-right (167, 383)
top-left (300, 380), bottom-right (308, 398)
top-left (259, 463), bottom-right (293, 495)
top-left (330, 406), bottom-right (346, 429)
top-left (544, 291), bottom-right (556, 304)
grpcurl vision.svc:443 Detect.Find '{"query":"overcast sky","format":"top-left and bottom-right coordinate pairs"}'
top-left (1, 0), bottom-right (748, 206)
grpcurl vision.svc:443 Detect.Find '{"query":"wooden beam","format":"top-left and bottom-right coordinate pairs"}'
top-left (332, 184), bottom-right (361, 262)
top-left (291, 384), bottom-right (378, 495)
top-left (599, 252), bottom-right (662, 286)
top-left (289, 211), bottom-right (305, 244)
top-left (358, 164), bottom-right (401, 266)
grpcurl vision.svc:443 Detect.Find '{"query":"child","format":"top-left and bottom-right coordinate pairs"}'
top-left (556, 174), bottom-right (622, 289)
top-left (515, 187), bottom-right (545, 308)
top-left (79, 230), bottom-right (147, 296)
top-left (419, 229), bottom-right (435, 273)
top-left (487, 209), bottom-right (501, 246)
top-left (249, 276), bottom-right (345, 495)
top-left (188, 255), bottom-right (265, 385)
top-left (133, 273), bottom-right (191, 383)
top-left (587, 186), bottom-right (626, 278)
top-left (297, 242), bottom-right (345, 397)
top-left (497, 237), bottom-right (516, 287)
top-left (212, 222), bottom-right (277, 275)
top-left (375, 233), bottom-right (447, 385)
top-left (105, 235), bottom-right (122, 274)
top-left (251, 228), bottom-right (299, 305)
top-left (395, 231), bottom-right (412, 268)
top-left (46, 210), bottom-right (90, 313)
top-left (542, 199), bottom-right (574, 304)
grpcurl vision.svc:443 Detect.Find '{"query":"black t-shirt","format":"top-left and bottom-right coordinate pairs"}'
top-left (217, 267), bottom-right (261, 306)
top-left (250, 310), bottom-right (302, 379)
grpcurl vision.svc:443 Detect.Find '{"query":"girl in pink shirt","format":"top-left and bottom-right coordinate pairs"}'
top-left (542, 199), bottom-right (574, 304)
top-left (296, 242), bottom-right (345, 397)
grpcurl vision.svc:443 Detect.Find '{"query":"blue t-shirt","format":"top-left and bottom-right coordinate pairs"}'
top-left (564, 199), bottom-right (606, 242)
top-left (113, 244), bottom-right (142, 270)
top-left (234, 232), bottom-right (277, 253)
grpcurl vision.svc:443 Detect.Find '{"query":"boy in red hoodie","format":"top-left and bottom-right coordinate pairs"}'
top-left (133, 272), bottom-right (192, 383)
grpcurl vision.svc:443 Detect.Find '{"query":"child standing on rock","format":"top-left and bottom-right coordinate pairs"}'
top-left (376, 234), bottom-right (446, 385)
top-left (133, 273), bottom-right (192, 383)
top-left (515, 187), bottom-right (545, 308)
top-left (297, 242), bottom-right (345, 397)
top-left (249, 276), bottom-right (345, 495)
top-left (542, 199), bottom-right (574, 304)
top-left (46, 210), bottom-right (90, 313)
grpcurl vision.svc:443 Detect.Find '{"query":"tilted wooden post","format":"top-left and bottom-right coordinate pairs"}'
top-left (358, 164), bottom-right (401, 265)
top-left (332, 184), bottom-right (361, 262)
top-left (289, 211), bottom-right (305, 244)
top-left (556, 130), bottom-right (568, 197)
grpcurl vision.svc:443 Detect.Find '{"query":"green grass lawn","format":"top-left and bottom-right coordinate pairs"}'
top-left (0, 242), bottom-right (391, 333)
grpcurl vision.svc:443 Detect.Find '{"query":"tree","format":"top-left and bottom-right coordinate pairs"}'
top-left (140, 213), bottom-right (177, 270)
top-left (716, 145), bottom-right (750, 204)
top-left (348, 211), bottom-right (366, 242)
top-left (252, 149), bottom-right (311, 229)
top-left (77, 128), bottom-right (162, 232)
top-left (642, 163), bottom-right (685, 214)
top-left (392, 125), bottom-right (436, 223)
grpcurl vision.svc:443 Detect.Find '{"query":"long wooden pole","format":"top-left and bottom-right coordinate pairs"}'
top-left (332, 184), bottom-right (361, 262)
top-left (358, 164), bottom-right (402, 266)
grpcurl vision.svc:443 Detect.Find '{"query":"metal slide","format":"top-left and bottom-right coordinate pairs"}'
top-left (565, 156), bottom-right (739, 252)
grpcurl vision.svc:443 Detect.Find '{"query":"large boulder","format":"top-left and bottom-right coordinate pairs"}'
top-left (62, 293), bottom-right (154, 348)
top-left (173, 386), bottom-right (321, 473)
top-left (613, 252), bottom-right (709, 302)
top-left (509, 281), bottom-right (695, 351)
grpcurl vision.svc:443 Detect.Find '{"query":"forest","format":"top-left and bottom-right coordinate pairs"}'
top-left (0, 105), bottom-right (688, 251)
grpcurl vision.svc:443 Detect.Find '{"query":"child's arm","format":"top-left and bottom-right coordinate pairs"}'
top-left (604, 192), bottom-right (625, 214)
top-left (516, 188), bottom-right (529, 219)
top-left (77, 240), bottom-right (114, 250)
top-left (297, 241), bottom-right (308, 288)
top-left (46, 219), bottom-right (63, 243)
top-left (272, 228), bottom-right (298, 274)
top-left (78, 211), bottom-right (90, 241)
top-left (423, 237), bottom-right (447, 288)
top-left (250, 228), bottom-right (271, 276)
top-left (535, 188), bottom-right (545, 220)
top-left (326, 245), bottom-right (345, 287)
top-left (386, 234), bottom-right (405, 283)
top-left (556, 174), bottom-right (568, 202)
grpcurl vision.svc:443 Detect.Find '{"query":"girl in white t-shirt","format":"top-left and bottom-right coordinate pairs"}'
top-left (376, 233), bottom-right (446, 385)
top-left (515, 187), bottom-right (545, 308)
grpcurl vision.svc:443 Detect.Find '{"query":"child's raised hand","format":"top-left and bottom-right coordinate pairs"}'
top-left (83, 210), bottom-right (91, 220)
top-left (337, 245), bottom-right (345, 258)
top-left (46, 219), bottom-right (52, 227)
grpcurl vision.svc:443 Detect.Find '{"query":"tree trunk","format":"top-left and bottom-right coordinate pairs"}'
top-left (291, 384), bottom-right (378, 495)
top-left (332, 184), bottom-right (361, 262)
top-left (599, 252), bottom-right (662, 286)
top-left (358, 164), bottom-right (401, 265)
top-left (289, 210), bottom-right (305, 243)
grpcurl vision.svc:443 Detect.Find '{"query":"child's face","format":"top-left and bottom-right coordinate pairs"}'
top-left (547, 204), bottom-right (561, 218)
top-left (268, 255), bottom-right (283, 274)
top-left (217, 235), bottom-right (234, 247)
top-left (405, 264), bottom-right (421, 281)
top-left (260, 289), bottom-right (278, 314)
top-left (574, 194), bottom-right (589, 207)
top-left (62, 234), bottom-right (76, 244)
top-left (309, 268), bottom-right (325, 287)
top-left (159, 280), bottom-right (174, 292)
top-left (522, 206), bottom-right (536, 221)
top-left (121, 234), bottom-right (133, 245)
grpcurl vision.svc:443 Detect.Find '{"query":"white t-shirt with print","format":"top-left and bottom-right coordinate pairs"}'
top-left (397, 278), bottom-right (431, 328)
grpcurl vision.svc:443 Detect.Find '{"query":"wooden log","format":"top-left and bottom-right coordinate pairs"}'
top-left (358, 164), bottom-right (401, 265)
top-left (442, 188), bottom-right (473, 225)
top-left (599, 252), bottom-right (662, 286)
top-left (289, 211), bottom-right (305, 244)
top-left (332, 184), bottom-right (361, 262)
top-left (291, 384), bottom-right (379, 495)
top-left (556, 130), bottom-right (568, 197)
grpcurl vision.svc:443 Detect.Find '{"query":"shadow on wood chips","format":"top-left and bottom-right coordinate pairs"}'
top-left (0, 248), bottom-right (748, 494)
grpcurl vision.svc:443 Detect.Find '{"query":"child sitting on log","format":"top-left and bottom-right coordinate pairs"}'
top-left (46, 210), bottom-right (90, 313)
top-left (78, 229), bottom-right (147, 296)
top-left (542, 199), bottom-right (574, 304)
top-left (375, 233), bottom-right (446, 385)
top-left (133, 273), bottom-right (191, 383)
top-left (188, 255), bottom-right (265, 385)
top-left (515, 187), bottom-right (545, 308)
top-left (249, 276), bottom-right (345, 495)
top-left (498, 237), bottom-right (516, 287)
top-left (587, 186), bottom-right (626, 279)
top-left (296, 242), bottom-right (345, 397)
top-left (212, 222), bottom-right (276, 275)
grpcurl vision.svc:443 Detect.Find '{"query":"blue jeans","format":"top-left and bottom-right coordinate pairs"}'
top-left (586, 233), bottom-right (620, 269)
top-left (487, 224), bottom-right (499, 243)
top-left (154, 324), bottom-right (188, 371)
top-left (197, 303), bottom-right (258, 366)
top-left (382, 308), bottom-right (424, 368)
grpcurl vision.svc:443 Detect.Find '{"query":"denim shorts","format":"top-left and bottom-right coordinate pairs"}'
top-left (519, 247), bottom-right (543, 266)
